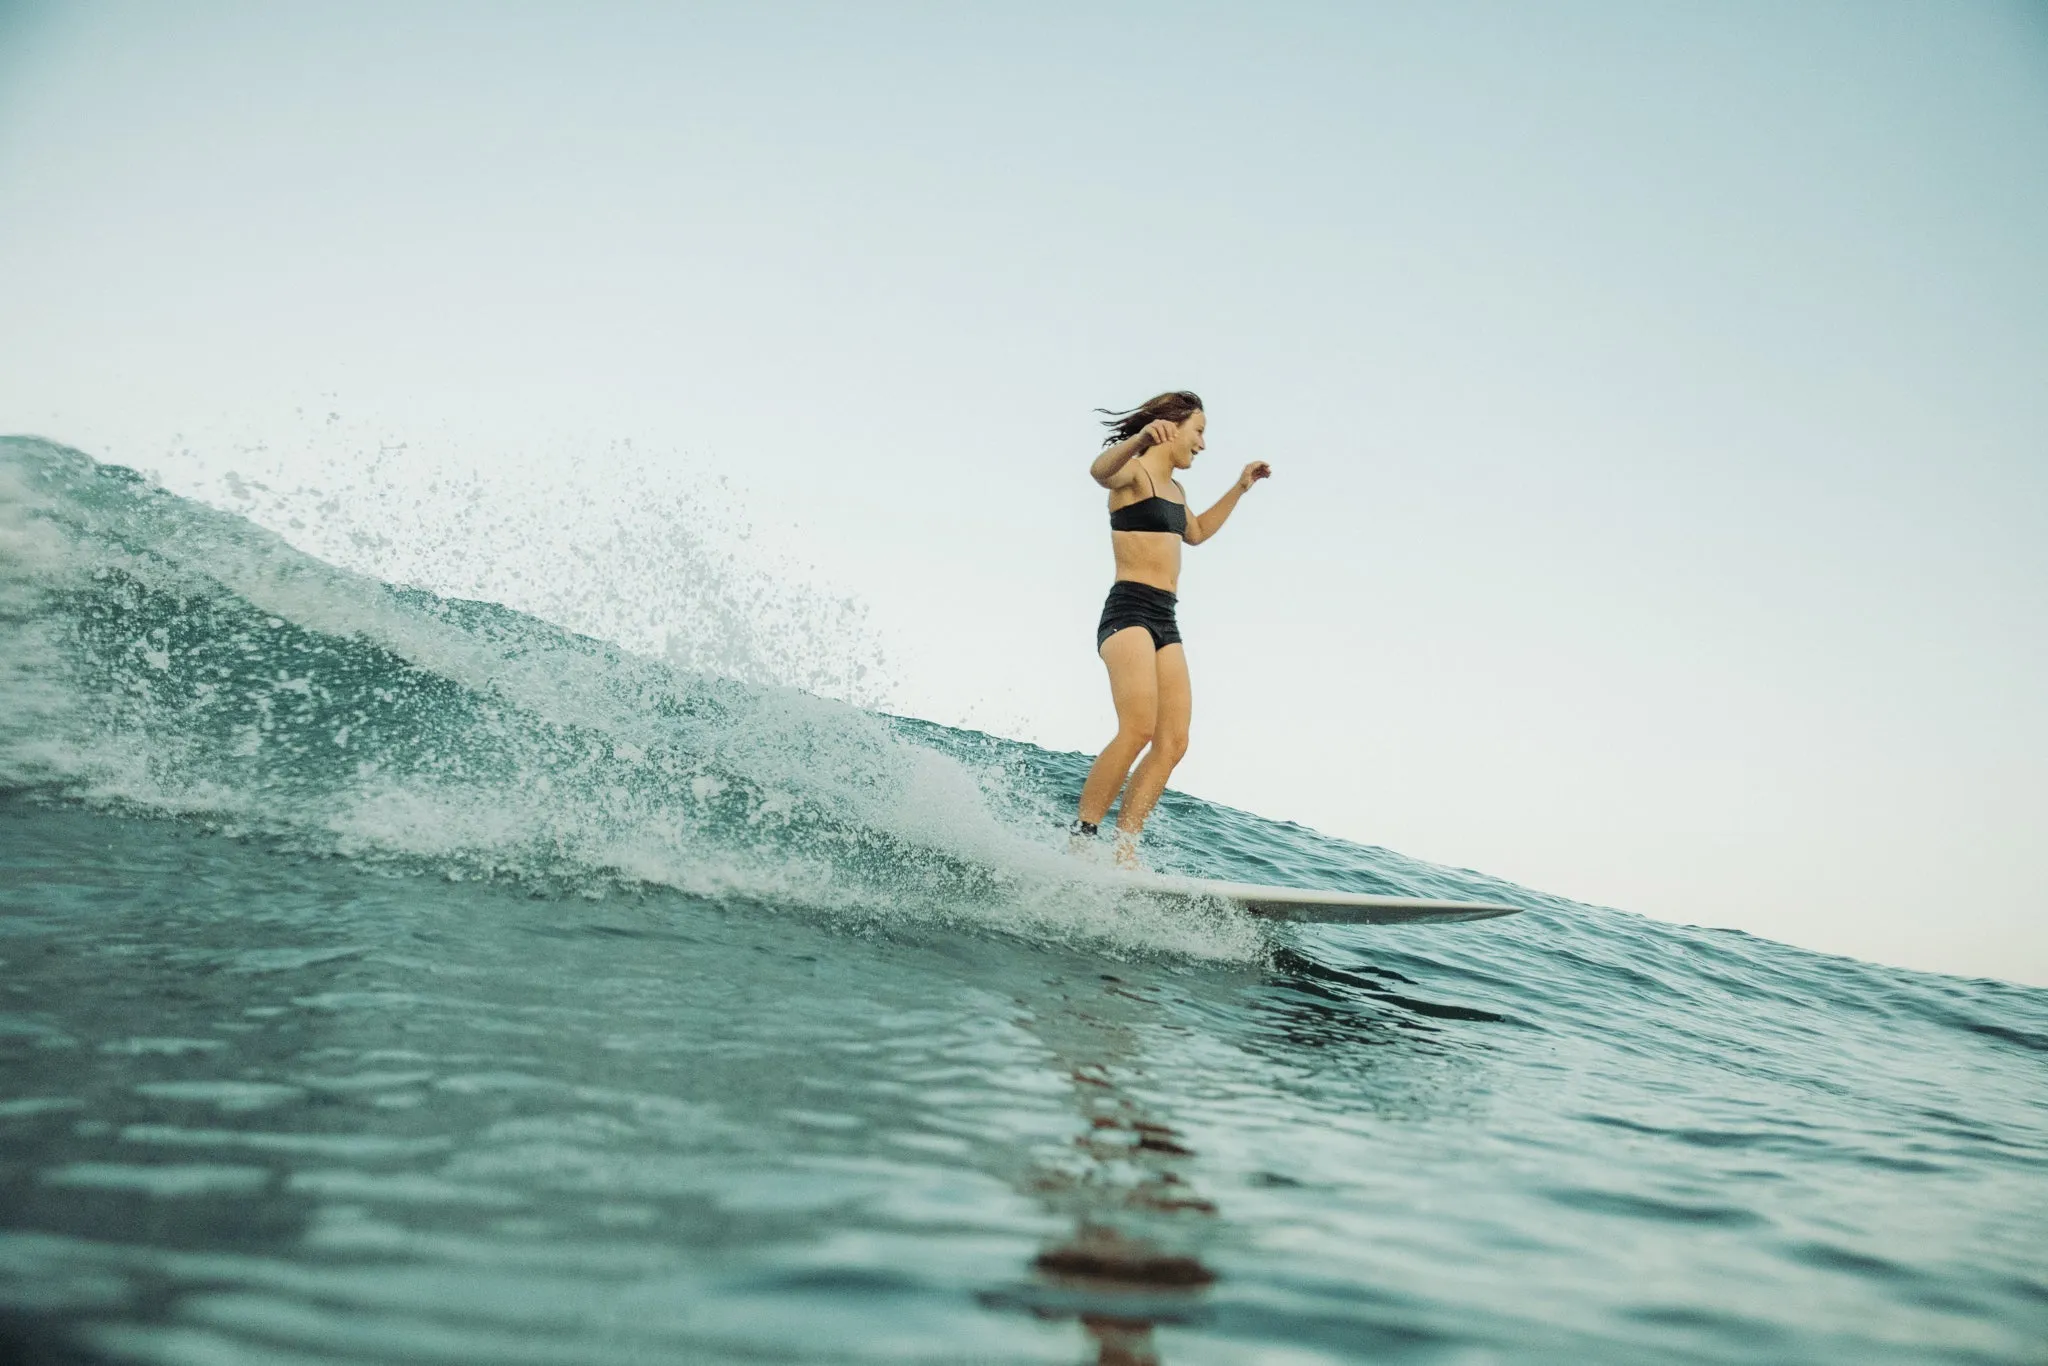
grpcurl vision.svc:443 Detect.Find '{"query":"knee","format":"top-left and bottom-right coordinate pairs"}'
top-left (1154, 729), bottom-right (1189, 765)
top-left (1116, 718), bottom-right (1156, 750)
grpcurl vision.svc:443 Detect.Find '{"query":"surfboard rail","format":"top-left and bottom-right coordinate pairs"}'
top-left (1123, 873), bottom-right (1523, 925)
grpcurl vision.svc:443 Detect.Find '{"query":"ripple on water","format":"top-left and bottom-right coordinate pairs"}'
top-left (97, 1038), bottom-right (227, 1058)
top-left (39, 1164), bottom-right (272, 1197)
top-left (117, 1126), bottom-right (454, 1161)
top-left (133, 1082), bottom-right (307, 1113)
top-left (285, 1170), bottom-right (528, 1209)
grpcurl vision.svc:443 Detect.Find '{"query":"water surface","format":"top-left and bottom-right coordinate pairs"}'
top-left (2, 438), bottom-right (2043, 1364)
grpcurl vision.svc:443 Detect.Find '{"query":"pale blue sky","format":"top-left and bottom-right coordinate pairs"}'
top-left (3, 2), bottom-right (2044, 982)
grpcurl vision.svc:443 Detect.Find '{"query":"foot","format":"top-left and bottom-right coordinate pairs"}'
top-left (1112, 828), bottom-right (1141, 870)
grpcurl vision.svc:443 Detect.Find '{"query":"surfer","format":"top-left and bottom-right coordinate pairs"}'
top-left (1073, 391), bottom-right (1270, 865)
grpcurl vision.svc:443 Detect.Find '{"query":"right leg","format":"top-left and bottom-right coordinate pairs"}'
top-left (1076, 627), bottom-right (1159, 827)
top-left (1112, 641), bottom-right (1190, 837)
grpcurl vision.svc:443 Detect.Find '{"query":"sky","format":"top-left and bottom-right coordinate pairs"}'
top-left (2, 1), bottom-right (2044, 984)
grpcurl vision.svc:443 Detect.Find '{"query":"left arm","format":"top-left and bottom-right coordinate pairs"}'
top-left (1184, 461), bottom-right (1272, 545)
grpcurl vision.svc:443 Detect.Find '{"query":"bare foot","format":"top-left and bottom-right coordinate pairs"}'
top-left (1112, 829), bottom-right (1141, 870)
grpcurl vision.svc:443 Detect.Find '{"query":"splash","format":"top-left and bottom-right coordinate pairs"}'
top-left (185, 432), bottom-right (894, 708)
top-left (0, 437), bottom-right (1264, 962)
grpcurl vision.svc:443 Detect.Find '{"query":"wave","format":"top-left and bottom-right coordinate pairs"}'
top-left (0, 436), bottom-right (1276, 959)
top-left (6, 431), bottom-right (2047, 1051)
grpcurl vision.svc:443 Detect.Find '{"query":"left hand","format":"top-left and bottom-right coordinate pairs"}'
top-left (1237, 461), bottom-right (1272, 493)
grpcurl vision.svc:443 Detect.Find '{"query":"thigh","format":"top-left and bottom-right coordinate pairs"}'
top-left (1099, 626), bottom-right (1160, 730)
top-left (1153, 643), bottom-right (1191, 745)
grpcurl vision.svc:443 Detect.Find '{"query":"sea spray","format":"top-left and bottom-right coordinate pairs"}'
top-left (0, 437), bottom-right (1263, 961)
top-left (188, 432), bottom-right (894, 708)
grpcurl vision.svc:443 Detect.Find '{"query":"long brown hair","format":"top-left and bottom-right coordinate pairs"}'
top-left (1096, 390), bottom-right (1204, 448)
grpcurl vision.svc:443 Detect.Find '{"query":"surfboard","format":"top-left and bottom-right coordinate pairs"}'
top-left (1122, 872), bottom-right (1521, 925)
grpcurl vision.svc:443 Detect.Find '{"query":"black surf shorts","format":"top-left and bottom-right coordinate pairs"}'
top-left (1096, 580), bottom-right (1181, 652)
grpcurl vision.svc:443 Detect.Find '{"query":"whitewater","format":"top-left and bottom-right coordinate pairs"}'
top-left (0, 435), bottom-right (2042, 1365)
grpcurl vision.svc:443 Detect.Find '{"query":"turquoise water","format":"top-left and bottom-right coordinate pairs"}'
top-left (1, 437), bottom-right (2044, 1365)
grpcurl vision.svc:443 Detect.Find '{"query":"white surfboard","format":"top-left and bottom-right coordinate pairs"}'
top-left (1123, 872), bottom-right (1522, 925)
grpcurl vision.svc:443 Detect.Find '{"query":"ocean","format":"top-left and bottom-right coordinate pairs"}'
top-left (1, 435), bottom-right (2043, 1365)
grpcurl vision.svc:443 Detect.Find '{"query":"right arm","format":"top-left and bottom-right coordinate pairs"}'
top-left (1089, 419), bottom-right (1176, 488)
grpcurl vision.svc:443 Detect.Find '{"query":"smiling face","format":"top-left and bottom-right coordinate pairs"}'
top-left (1166, 410), bottom-right (1207, 470)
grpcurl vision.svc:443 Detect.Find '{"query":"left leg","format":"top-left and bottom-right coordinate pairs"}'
top-left (1077, 626), bottom-right (1163, 827)
top-left (1115, 643), bottom-right (1191, 836)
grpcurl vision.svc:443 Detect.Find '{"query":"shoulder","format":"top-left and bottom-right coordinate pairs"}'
top-left (1102, 457), bottom-right (1145, 496)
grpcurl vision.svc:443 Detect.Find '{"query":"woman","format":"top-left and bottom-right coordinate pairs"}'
top-left (1073, 390), bottom-right (1271, 864)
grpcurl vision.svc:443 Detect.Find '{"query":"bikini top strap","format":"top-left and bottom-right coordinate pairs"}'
top-left (1137, 461), bottom-right (1157, 499)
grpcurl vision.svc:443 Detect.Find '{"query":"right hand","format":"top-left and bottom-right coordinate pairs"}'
top-left (1136, 418), bottom-right (1177, 451)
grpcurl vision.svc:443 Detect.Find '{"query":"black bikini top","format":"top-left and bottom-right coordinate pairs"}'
top-left (1109, 465), bottom-right (1188, 537)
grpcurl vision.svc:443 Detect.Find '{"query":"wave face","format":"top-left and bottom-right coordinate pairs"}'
top-left (2, 436), bottom-right (2044, 1364)
top-left (0, 436), bottom-right (1258, 958)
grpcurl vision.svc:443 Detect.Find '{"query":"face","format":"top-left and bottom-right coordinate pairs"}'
top-left (1168, 410), bottom-right (1207, 469)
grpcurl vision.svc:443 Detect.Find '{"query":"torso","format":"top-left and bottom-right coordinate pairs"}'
top-left (1107, 454), bottom-right (1187, 593)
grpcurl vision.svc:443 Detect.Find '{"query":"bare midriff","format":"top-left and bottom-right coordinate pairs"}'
top-left (1109, 529), bottom-right (1182, 594)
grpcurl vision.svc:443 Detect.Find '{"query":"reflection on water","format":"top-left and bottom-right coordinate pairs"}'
top-left (990, 974), bottom-right (1219, 1365)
